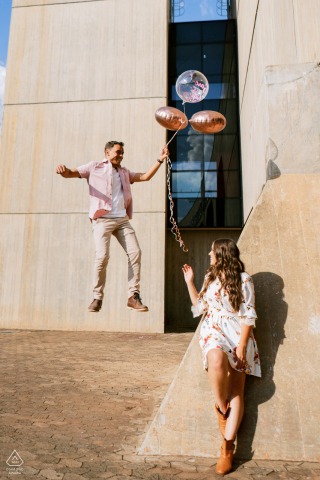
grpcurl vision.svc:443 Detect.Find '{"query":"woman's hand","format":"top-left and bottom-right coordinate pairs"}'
top-left (182, 264), bottom-right (194, 284)
top-left (182, 264), bottom-right (200, 306)
top-left (235, 344), bottom-right (247, 369)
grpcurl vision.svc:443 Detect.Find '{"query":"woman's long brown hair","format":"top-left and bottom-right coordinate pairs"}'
top-left (199, 239), bottom-right (245, 312)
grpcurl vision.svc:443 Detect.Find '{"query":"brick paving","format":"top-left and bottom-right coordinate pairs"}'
top-left (0, 330), bottom-right (319, 480)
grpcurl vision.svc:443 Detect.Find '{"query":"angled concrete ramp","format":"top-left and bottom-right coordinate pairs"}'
top-left (139, 174), bottom-right (320, 461)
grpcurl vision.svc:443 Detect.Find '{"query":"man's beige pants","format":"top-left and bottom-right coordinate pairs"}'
top-left (91, 216), bottom-right (141, 300)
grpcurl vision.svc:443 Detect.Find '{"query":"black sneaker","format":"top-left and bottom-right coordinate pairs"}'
top-left (127, 293), bottom-right (148, 312)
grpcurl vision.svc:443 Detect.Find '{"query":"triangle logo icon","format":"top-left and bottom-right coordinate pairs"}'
top-left (6, 450), bottom-right (24, 467)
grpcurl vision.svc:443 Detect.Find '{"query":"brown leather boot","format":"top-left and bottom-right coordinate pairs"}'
top-left (215, 403), bottom-right (230, 437)
top-left (215, 438), bottom-right (235, 475)
top-left (127, 292), bottom-right (148, 312)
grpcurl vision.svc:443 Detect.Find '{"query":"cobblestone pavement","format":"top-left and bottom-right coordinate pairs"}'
top-left (0, 330), bottom-right (319, 480)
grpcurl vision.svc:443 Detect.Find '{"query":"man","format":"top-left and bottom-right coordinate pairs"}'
top-left (56, 141), bottom-right (168, 313)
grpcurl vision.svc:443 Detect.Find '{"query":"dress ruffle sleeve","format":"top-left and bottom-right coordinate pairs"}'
top-left (238, 274), bottom-right (257, 327)
top-left (191, 299), bottom-right (207, 318)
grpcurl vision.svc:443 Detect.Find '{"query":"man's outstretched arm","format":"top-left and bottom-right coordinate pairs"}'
top-left (132, 147), bottom-right (169, 182)
top-left (56, 164), bottom-right (81, 178)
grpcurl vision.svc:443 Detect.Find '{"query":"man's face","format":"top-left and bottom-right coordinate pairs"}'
top-left (105, 144), bottom-right (124, 168)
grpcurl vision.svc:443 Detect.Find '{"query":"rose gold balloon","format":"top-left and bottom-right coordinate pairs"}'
top-left (189, 110), bottom-right (227, 134)
top-left (155, 106), bottom-right (188, 131)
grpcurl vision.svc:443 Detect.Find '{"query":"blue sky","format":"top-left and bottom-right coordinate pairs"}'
top-left (0, 0), bottom-right (12, 134)
top-left (173, 0), bottom-right (228, 22)
top-left (0, 0), bottom-right (12, 65)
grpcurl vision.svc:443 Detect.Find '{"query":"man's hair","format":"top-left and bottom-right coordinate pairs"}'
top-left (104, 141), bottom-right (124, 151)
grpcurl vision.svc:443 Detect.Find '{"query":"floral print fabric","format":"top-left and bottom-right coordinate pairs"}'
top-left (192, 272), bottom-right (261, 377)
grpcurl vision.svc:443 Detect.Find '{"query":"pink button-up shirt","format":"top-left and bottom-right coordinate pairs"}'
top-left (77, 160), bottom-right (136, 220)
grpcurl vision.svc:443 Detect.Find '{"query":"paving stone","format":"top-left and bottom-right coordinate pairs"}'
top-left (39, 469), bottom-right (64, 479)
top-left (18, 450), bottom-right (38, 461)
top-left (284, 465), bottom-right (316, 477)
top-left (21, 465), bottom-right (40, 475)
top-left (144, 467), bottom-right (178, 476)
top-left (301, 463), bottom-right (320, 469)
top-left (56, 467), bottom-right (91, 476)
top-left (241, 466), bottom-right (275, 475)
top-left (144, 459), bottom-right (172, 468)
top-left (37, 454), bottom-right (61, 464)
top-left (175, 472), bottom-right (209, 479)
top-left (234, 459), bottom-right (258, 468)
top-left (196, 464), bottom-right (215, 472)
top-left (58, 458), bottom-right (83, 468)
top-left (95, 473), bottom-right (117, 479)
top-left (0, 331), bottom-right (318, 480)
top-left (254, 460), bottom-right (287, 471)
top-left (233, 471), bottom-right (267, 479)
top-left (63, 474), bottom-right (88, 480)
top-left (170, 461), bottom-right (197, 472)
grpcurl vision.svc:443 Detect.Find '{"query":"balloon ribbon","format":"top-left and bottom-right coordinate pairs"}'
top-left (163, 120), bottom-right (188, 253)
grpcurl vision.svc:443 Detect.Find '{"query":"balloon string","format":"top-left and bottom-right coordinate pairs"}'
top-left (164, 119), bottom-right (187, 148)
top-left (165, 154), bottom-right (188, 253)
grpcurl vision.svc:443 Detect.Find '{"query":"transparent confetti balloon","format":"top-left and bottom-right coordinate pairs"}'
top-left (175, 70), bottom-right (209, 104)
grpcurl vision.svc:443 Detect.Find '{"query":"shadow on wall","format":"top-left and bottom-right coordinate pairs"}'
top-left (235, 272), bottom-right (288, 460)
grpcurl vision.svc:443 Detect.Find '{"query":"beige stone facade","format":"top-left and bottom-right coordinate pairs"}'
top-left (236, 0), bottom-right (320, 219)
top-left (140, 0), bottom-right (320, 461)
top-left (0, 0), bottom-right (168, 332)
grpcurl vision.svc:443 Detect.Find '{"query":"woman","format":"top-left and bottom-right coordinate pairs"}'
top-left (182, 238), bottom-right (261, 475)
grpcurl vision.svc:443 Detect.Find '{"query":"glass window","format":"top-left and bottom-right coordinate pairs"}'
top-left (171, 0), bottom-right (234, 23)
top-left (168, 20), bottom-right (242, 228)
top-left (172, 171), bottom-right (202, 196)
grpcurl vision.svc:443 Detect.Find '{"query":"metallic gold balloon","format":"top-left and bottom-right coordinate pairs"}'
top-left (155, 106), bottom-right (188, 131)
top-left (189, 110), bottom-right (227, 134)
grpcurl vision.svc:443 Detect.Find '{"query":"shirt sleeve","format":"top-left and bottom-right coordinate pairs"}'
top-left (77, 161), bottom-right (93, 179)
top-left (239, 274), bottom-right (257, 326)
top-left (128, 169), bottom-right (136, 184)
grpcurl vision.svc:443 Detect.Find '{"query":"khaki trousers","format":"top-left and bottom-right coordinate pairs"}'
top-left (91, 216), bottom-right (141, 300)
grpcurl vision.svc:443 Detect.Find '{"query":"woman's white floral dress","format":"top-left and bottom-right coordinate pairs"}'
top-left (192, 272), bottom-right (261, 377)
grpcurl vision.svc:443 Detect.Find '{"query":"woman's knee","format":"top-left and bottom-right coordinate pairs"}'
top-left (207, 349), bottom-right (228, 372)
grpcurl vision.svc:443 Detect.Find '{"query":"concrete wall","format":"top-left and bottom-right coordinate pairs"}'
top-left (140, 1), bottom-right (320, 461)
top-left (236, 0), bottom-right (320, 219)
top-left (0, 0), bottom-right (168, 332)
top-left (140, 174), bottom-right (320, 461)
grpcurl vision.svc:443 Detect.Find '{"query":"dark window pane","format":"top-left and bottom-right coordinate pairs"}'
top-left (205, 171), bottom-right (217, 192)
top-left (168, 20), bottom-right (242, 228)
top-left (175, 23), bottom-right (202, 43)
top-left (202, 21), bottom-right (227, 42)
top-left (175, 45), bottom-right (202, 73)
top-left (172, 171), bottom-right (202, 195)
top-left (203, 43), bottom-right (225, 74)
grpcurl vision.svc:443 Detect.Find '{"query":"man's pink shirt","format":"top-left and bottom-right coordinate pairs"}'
top-left (77, 160), bottom-right (136, 220)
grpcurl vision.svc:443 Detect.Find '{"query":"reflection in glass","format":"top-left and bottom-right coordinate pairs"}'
top-left (171, 0), bottom-right (234, 23)
top-left (205, 171), bottom-right (217, 192)
top-left (168, 20), bottom-right (242, 228)
top-left (172, 172), bottom-right (202, 195)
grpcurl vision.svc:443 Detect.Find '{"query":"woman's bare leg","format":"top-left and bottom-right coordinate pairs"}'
top-left (206, 349), bottom-right (229, 414)
top-left (224, 365), bottom-right (246, 440)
